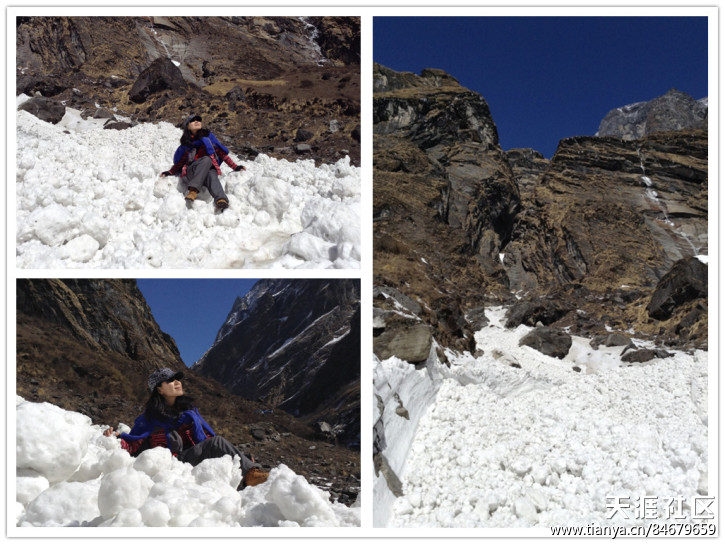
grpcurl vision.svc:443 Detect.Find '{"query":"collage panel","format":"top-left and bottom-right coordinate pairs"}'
top-left (15, 277), bottom-right (361, 527)
top-left (372, 13), bottom-right (713, 532)
top-left (15, 15), bottom-right (361, 270)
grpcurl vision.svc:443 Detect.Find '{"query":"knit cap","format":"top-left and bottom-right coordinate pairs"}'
top-left (148, 368), bottom-right (184, 392)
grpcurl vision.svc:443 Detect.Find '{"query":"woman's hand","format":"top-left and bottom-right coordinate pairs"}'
top-left (234, 165), bottom-right (246, 172)
top-left (160, 171), bottom-right (171, 177)
top-left (104, 427), bottom-right (119, 437)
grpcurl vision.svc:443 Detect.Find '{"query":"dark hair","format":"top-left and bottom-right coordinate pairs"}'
top-left (180, 127), bottom-right (210, 147)
top-left (144, 389), bottom-right (195, 421)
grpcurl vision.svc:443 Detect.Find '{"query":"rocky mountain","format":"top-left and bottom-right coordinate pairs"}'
top-left (597, 88), bottom-right (707, 140)
top-left (15, 279), bottom-right (360, 504)
top-left (373, 63), bottom-right (520, 357)
top-left (373, 64), bottom-right (708, 365)
top-left (193, 278), bottom-right (361, 446)
top-left (16, 16), bottom-right (360, 166)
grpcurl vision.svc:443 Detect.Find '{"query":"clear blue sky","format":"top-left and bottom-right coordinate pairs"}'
top-left (137, 279), bottom-right (259, 366)
top-left (374, 16), bottom-right (708, 157)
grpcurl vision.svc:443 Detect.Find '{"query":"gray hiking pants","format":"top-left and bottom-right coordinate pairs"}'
top-left (183, 156), bottom-right (228, 202)
top-left (178, 435), bottom-right (260, 476)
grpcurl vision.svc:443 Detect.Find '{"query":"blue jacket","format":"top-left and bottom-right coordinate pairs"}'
top-left (120, 407), bottom-right (216, 447)
top-left (168, 131), bottom-right (239, 177)
top-left (173, 132), bottom-right (230, 164)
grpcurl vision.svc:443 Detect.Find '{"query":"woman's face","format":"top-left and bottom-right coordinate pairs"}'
top-left (157, 378), bottom-right (183, 402)
top-left (188, 119), bottom-right (202, 133)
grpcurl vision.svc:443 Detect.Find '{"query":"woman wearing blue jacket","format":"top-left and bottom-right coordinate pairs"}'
top-left (104, 367), bottom-right (268, 488)
top-left (160, 114), bottom-right (246, 211)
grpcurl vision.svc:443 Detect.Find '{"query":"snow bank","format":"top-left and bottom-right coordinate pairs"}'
top-left (15, 104), bottom-right (360, 269)
top-left (14, 397), bottom-right (360, 527)
top-left (373, 350), bottom-right (443, 527)
top-left (374, 307), bottom-right (709, 528)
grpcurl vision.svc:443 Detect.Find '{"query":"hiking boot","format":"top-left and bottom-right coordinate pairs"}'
top-left (185, 188), bottom-right (198, 201)
top-left (215, 198), bottom-right (229, 210)
top-left (242, 467), bottom-right (269, 487)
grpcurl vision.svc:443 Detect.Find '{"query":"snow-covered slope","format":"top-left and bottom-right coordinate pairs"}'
top-left (373, 307), bottom-right (709, 528)
top-left (14, 397), bottom-right (360, 527)
top-left (15, 98), bottom-right (360, 269)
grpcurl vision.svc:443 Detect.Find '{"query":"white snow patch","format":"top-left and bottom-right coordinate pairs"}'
top-left (16, 106), bottom-right (360, 269)
top-left (374, 307), bottom-right (709, 528)
top-left (14, 398), bottom-right (360, 527)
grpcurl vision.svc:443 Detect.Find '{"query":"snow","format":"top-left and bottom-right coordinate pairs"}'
top-left (374, 307), bottom-right (709, 528)
top-left (15, 100), bottom-right (360, 269)
top-left (14, 397), bottom-right (360, 528)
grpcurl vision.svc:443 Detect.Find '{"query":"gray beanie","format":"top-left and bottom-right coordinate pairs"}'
top-left (183, 114), bottom-right (201, 128)
top-left (148, 368), bottom-right (184, 392)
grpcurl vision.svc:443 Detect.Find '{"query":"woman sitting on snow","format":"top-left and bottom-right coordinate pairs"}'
top-left (104, 367), bottom-right (268, 488)
top-left (160, 114), bottom-right (245, 211)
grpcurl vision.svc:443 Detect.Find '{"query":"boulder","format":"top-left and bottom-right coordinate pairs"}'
top-left (465, 307), bottom-right (489, 331)
top-left (506, 299), bottom-right (570, 328)
top-left (225, 85), bottom-right (246, 111)
top-left (647, 257), bottom-right (708, 320)
top-left (92, 108), bottom-right (115, 120)
top-left (590, 333), bottom-right (635, 350)
top-left (373, 321), bottom-right (432, 363)
top-left (18, 96), bottom-right (66, 124)
top-left (294, 129), bottom-right (314, 142)
top-left (103, 121), bottom-right (134, 131)
top-left (519, 327), bottom-right (572, 359)
top-left (295, 144), bottom-right (312, 154)
top-left (128, 57), bottom-right (187, 104)
top-left (621, 348), bottom-right (673, 363)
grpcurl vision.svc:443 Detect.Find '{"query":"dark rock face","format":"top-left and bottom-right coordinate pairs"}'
top-left (16, 16), bottom-right (360, 166)
top-left (193, 279), bottom-right (360, 446)
top-left (519, 327), bottom-right (573, 359)
top-left (373, 63), bottom-right (520, 353)
top-left (16, 279), bottom-right (188, 428)
top-left (505, 130), bottom-right (707, 294)
top-left (590, 333), bottom-right (635, 350)
top-left (505, 147), bottom-right (550, 190)
top-left (598, 89), bottom-right (707, 140)
top-left (647, 257), bottom-right (708, 320)
top-left (505, 299), bottom-right (571, 328)
top-left (128, 57), bottom-right (187, 104)
top-left (17, 278), bottom-right (182, 366)
top-left (373, 322), bottom-right (432, 363)
top-left (17, 95), bottom-right (66, 124)
top-left (621, 348), bottom-right (674, 363)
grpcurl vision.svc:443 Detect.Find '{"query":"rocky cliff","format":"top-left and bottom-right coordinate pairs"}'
top-left (15, 278), bottom-right (360, 503)
top-left (16, 16), bottom-right (360, 165)
top-left (193, 278), bottom-right (361, 446)
top-left (17, 279), bottom-right (185, 414)
top-left (373, 63), bottom-right (520, 356)
top-left (373, 65), bottom-right (708, 361)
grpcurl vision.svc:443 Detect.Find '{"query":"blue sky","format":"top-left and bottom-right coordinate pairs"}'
top-left (137, 279), bottom-right (258, 366)
top-left (373, 16), bottom-right (708, 157)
